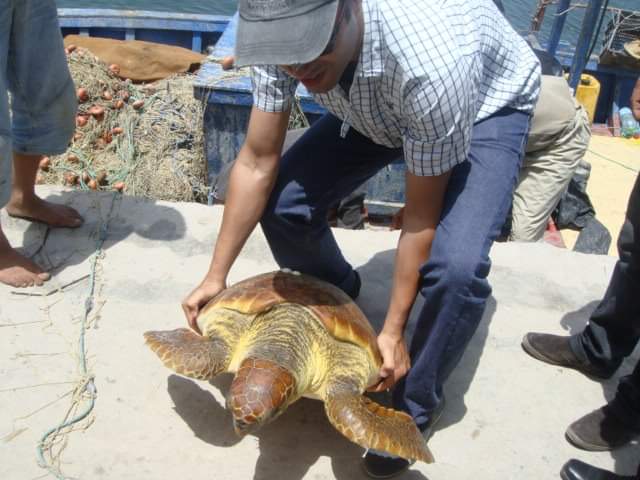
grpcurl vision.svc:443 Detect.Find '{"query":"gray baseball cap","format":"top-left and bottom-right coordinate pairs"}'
top-left (235, 0), bottom-right (339, 67)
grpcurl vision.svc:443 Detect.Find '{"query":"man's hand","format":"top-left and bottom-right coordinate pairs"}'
top-left (631, 77), bottom-right (640, 121)
top-left (182, 279), bottom-right (226, 335)
top-left (368, 329), bottom-right (411, 392)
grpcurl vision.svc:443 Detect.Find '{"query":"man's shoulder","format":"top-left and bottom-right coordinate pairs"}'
top-left (371, 0), bottom-right (457, 73)
top-left (375, 0), bottom-right (443, 29)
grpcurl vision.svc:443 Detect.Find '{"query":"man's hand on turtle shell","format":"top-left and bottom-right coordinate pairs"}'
top-left (182, 279), bottom-right (226, 335)
top-left (369, 329), bottom-right (411, 392)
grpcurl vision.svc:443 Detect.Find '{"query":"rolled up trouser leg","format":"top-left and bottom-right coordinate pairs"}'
top-left (8, 0), bottom-right (76, 158)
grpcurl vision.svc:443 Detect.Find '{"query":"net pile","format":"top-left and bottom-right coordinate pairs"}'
top-left (39, 47), bottom-right (208, 203)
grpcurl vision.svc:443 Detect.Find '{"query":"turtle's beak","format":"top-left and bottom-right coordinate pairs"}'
top-left (226, 393), bottom-right (277, 437)
top-left (231, 416), bottom-right (260, 436)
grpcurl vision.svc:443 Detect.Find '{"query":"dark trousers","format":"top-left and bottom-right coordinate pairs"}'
top-left (260, 109), bottom-right (530, 428)
top-left (616, 361), bottom-right (640, 432)
top-left (571, 172), bottom-right (640, 427)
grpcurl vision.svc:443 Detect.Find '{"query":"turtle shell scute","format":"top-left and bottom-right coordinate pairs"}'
top-left (200, 271), bottom-right (381, 364)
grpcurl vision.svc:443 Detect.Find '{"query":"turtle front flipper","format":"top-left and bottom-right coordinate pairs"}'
top-left (324, 383), bottom-right (434, 463)
top-left (144, 328), bottom-right (231, 380)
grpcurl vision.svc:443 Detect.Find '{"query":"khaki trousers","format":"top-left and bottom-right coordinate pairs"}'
top-left (510, 105), bottom-right (591, 241)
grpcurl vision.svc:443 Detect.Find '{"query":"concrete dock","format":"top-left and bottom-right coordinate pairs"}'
top-left (1, 186), bottom-right (638, 480)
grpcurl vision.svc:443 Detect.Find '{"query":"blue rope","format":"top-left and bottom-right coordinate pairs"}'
top-left (36, 192), bottom-right (118, 479)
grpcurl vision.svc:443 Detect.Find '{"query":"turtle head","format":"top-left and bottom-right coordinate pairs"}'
top-left (227, 357), bottom-right (297, 436)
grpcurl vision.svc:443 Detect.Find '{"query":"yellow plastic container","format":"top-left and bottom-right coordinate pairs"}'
top-left (573, 74), bottom-right (601, 124)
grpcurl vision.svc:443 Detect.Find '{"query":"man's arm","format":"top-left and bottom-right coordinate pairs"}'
top-left (370, 169), bottom-right (450, 391)
top-left (182, 106), bottom-right (290, 332)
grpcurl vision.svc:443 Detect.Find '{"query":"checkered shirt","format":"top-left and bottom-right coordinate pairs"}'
top-left (250, 0), bottom-right (541, 176)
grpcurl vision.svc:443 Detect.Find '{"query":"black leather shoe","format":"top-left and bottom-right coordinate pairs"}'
top-left (521, 333), bottom-right (614, 379)
top-left (566, 405), bottom-right (640, 451)
top-left (561, 459), bottom-right (636, 480)
top-left (362, 453), bottom-right (413, 479)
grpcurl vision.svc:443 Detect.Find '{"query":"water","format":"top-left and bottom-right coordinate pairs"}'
top-left (55, 0), bottom-right (238, 16)
top-left (55, 0), bottom-right (638, 54)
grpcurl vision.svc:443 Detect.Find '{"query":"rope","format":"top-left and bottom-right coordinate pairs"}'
top-left (587, 147), bottom-right (640, 173)
top-left (35, 192), bottom-right (119, 480)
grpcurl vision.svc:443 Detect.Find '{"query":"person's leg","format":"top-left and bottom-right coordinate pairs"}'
top-left (611, 360), bottom-right (640, 432)
top-left (565, 359), bottom-right (640, 451)
top-left (0, 1), bottom-right (12, 211)
top-left (0, 224), bottom-right (51, 287)
top-left (5, 0), bottom-right (81, 227)
top-left (392, 108), bottom-right (531, 430)
top-left (260, 114), bottom-right (401, 296)
top-left (570, 171), bottom-right (640, 372)
top-left (510, 105), bottom-right (590, 241)
top-left (288, 126), bottom-right (368, 230)
top-left (335, 184), bottom-right (367, 230)
top-left (7, 152), bottom-right (82, 227)
top-left (0, 0), bottom-right (51, 287)
top-left (523, 172), bottom-right (640, 378)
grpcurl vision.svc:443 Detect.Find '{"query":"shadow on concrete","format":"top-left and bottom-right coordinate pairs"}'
top-left (168, 374), bottom-right (429, 480)
top-left (7, 189), bottom-right (190, 276)
top-left (559, 300), bottom-right (599, 335)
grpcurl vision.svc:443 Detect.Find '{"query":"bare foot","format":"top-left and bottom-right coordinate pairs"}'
top-left (6, 196), bottom-right (83, 228)
top-left (0, 236), bottom-right (50, 287)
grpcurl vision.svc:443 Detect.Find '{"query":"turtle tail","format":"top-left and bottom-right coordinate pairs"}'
top-left (324, 392), bottom-right (434, 463)
top-left (144, 328), bottom-right (230, 380)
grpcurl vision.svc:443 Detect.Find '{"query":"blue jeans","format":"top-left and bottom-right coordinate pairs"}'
top-left (261, 108), bottom-right (531, 428)
top-left (0, 0), bottom-right (77, 207)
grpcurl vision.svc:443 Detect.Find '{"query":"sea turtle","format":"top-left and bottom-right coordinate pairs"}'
top-left (144, 270), bottom-right (433, 462)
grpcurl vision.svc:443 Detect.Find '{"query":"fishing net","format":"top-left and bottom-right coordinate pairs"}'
top-left (39, 48), bottom-right (310, 203)
top-left (39, 47), bottom-right (209, 203)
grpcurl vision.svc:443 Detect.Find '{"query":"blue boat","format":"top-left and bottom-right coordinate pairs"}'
top-left (58, 8), bottom-right (228, 53)
top-left (57, 5), bottom-right (640, 214)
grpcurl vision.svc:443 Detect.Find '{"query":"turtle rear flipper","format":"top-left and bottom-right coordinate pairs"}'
top-left (324, 391), bottom-right (434, 463)
top-left (144, 328), bottom-right (230, 380)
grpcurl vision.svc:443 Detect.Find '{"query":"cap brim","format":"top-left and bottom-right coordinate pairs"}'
top-left (235, 0), bottom-right (339, 67)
